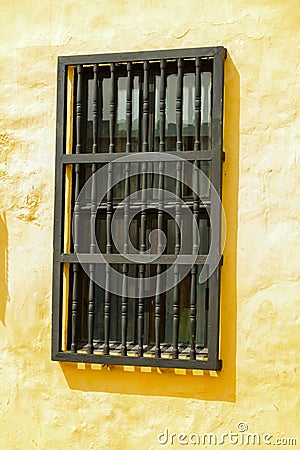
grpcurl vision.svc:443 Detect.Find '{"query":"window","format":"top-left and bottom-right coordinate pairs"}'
top-left (52, 47), bottom-right (226, 370)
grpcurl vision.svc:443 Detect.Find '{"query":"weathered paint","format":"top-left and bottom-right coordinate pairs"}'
top-left (0, 1), bottom-right (299, 448)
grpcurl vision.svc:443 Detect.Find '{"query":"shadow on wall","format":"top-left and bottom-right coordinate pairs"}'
top-left (60, 53), bottom-right (240, 402)
top-left (0, 211), bottom-right (9, 325)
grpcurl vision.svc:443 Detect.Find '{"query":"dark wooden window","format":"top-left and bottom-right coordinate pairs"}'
top-left (52, 47), bottom-right (226, 370)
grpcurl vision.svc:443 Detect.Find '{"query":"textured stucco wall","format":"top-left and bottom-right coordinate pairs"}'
top-left (0, 1), bottom-right (299, 449)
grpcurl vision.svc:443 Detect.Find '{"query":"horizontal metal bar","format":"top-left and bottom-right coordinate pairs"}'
top-left (52, 351), bottom-right (222, 370)
top-left (61, 253), bottom-right (210, 265)
top-left (58, 47), bottom-right (224, 67)
top-left (61, 150), bottom-right (214, 164)
top-left (80, 201), bottom-right (211, 212)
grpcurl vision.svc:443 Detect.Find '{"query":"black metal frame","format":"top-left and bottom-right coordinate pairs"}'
top-left (52, 46), bottom-right (226, 371)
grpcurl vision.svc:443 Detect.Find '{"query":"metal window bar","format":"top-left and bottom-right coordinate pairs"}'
top-left (71, 64), bottom-right (83, 353)
top-left (104, 164), bottom-right (112, 355)
top-left (104, 63), bottom-right (116, 355)
top-left (154, 59), bottom-right (166, 358)
top-left (189, 57), bottom-right (202, 360)
top-left (121, 259), bottom-right (128, 356)
top-left (194, 58), bottom-right (201, 153)
top-left (172, 58), bottom-right (184, 359)
top-left (142, 61), bottom-right (149, 153)
top-left (206, 47), bottom-right (224, 369)
top-left (87, 64), bottom-right (98, 354)
top-left (190, 162), bottom-right (200, 360)
top-left (120, 62), bottom-right (132, 356)
top-left (137, 61), bottom-right (150, 356)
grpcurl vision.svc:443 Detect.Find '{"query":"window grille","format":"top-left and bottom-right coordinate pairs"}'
top-left (52, 47), bottom-right (226, 370)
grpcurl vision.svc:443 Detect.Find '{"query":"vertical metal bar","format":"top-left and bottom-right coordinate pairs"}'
top-left (104, 162), bottom-right (112, 355)
top-left (205, 276), bottom-right (209, 348)
top-left (138, 61), bottom-right (149, 356)
top-left (194, 57), bottom-right (201, 152)
top-left (109, 63), bottom-right (116, 153)
top-left (190, 266), bottom-right (197, 359)
top-left (71, 64), bottom-right (83, 353)
top-left (207, 48), bottom-right (225, 368)
top-left (172, 271), bottom-right (180, 358)
top-left (190, 58), bottom-right (202, 359)
top-left (154, 59), bottom-right (166, 358)
top-left (121, 180), bottom-right (129, 355)
top-left (121, 260), bottom-right (128, 355)
top-left (138, 263), bottom-right (145, 356)
top-left (190, 165), bottom-right (199, 360)
top-left (92, 65), bottom-right (99, 155)
top-left (159, 60), bottom-right (166, 153)
top-left (104, 63), bottom-right (116, 355)
top-left (52, 58), bottom-right (67, 358)
top-left (138, 170), bottom-right (147, 355)
top-left (176, 58), bottom-right (183, 152)
top-left (138, 74), bottom-right (143, 152)
top-left (87, 64), bottom-right (98, 354)
top-left (143, 61), bottom-right (149, 153)
top-left (126, 62), bottom-right (132, 154)
top-left (99, 77), bottom-right (103, 151)
top-left (121, 62), bottom-right (132, 356)
top-left (172, 58), bottom-right (183, 359)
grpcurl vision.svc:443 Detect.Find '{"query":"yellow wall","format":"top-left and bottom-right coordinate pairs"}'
top-left (0, 1), bottom-right (299, 448)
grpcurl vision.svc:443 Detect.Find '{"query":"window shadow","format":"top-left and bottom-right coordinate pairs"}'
top-left (0, 211), bottom-right (9, 325)
top-left (60, 54), bottom-right (240, 402)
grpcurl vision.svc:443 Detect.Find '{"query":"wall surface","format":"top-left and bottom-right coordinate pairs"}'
top-left (0, 1), bottom-right (299, 449)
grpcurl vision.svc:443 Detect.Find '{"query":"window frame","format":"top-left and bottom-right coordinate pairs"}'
top-left (52, 46), bottom-right (226, 371)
